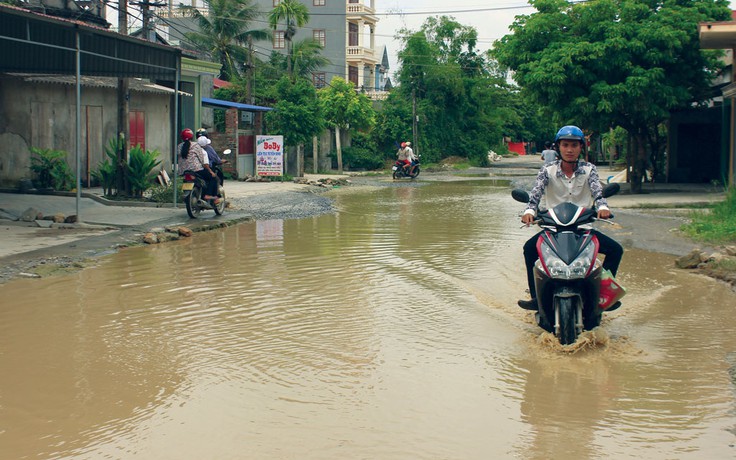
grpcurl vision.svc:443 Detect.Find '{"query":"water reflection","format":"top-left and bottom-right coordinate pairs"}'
top-left (0, 180), bottom-right (735, 459)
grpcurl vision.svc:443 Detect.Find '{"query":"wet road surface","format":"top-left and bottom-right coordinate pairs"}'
top-left (1, 180), bottom-right (735, 459)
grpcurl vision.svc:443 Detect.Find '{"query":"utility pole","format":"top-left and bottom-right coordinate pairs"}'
top-left (246, 35), bottom-right (254, 103)
top-left (117, 0), bottom-right (130, 196)
top-left (133, 0), bottom-right (166, 42)
top-left (412, 89), bottom-right (418, 156)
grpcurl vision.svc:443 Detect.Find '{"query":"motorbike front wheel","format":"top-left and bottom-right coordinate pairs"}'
top-left (409, 166), bottom-right (420, 179)
top-left (556, 297), bottom-right (578, 345)
top-left (185, 186), bottom-right (202, 219)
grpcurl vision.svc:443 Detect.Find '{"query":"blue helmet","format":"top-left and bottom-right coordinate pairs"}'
top-left (554, 125), bottom-right (585, 144)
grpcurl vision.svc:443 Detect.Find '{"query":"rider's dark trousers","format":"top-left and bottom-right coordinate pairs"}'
top-left (523, 230), bottom-right (623, 299)
top-left (194, 170), bottom-right (219, 198)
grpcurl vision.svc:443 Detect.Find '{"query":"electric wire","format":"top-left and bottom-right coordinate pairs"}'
top-left (105, 1), bottom-right (507, 84)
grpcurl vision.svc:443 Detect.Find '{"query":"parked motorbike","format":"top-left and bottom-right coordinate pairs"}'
top-left (511, 183), bottom-right (623, 345)
top-left (392, 157), bottom-right (420, 179)
top-left (182, 149), bottom-right (230, 219)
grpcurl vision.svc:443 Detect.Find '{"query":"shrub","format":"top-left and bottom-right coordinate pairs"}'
top-left (146, 182), bottom-right (183, 203)
top-left (342, 146), bottom-right (384, 171)
top-left (127, 145), bottom-right (162, 198)
top-left (29, 147), bottom-right (75, 191)
top-left (92, 137), bottom-right (122, 197)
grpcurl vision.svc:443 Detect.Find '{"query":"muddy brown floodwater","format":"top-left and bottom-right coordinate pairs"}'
top-left (1, 180), bottom-right (735, 459)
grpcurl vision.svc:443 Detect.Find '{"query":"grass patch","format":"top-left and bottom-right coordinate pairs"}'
top-left (681, 186), bottom-right (736, 243)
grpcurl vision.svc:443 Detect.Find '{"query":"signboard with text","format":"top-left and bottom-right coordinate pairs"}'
top-left (256, 135), bottom-right (284, 176)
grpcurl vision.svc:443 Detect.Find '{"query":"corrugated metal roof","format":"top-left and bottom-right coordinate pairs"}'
top-left (0, 4), bottom-right (180, 79)
top-left (5, 73), bottom-right (192, 96)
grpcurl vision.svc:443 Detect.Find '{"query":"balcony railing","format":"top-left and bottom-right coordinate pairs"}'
top-left (346, 3), bottom-right (375, 15)
top-left (347, 46), bottom-right (375, 59)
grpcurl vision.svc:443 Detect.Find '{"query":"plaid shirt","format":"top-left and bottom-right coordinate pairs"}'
top-left (524, 159), bottom-right (609, 216)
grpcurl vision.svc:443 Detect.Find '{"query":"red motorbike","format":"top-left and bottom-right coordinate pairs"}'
top-left (511, 183), bottom-right (625, 345)
top-left (392, 157), bottom-right (420, 179)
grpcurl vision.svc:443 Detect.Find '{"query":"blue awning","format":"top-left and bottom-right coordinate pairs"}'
top-left (201, 97), bottom-right (273, 112)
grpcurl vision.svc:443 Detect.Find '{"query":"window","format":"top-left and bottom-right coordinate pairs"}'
top-left (273, 31), bottom-right (285, 49)
top-left (348, 66), bottom-right (358, 86)
top-left (313, 0), bottom-right (325, 5)
top-left (313, 29), bottom-right (325, 47)
top-left (313, 73), bottom-right (326, 89)
top-left (348, 22), bottom-right (358, 47)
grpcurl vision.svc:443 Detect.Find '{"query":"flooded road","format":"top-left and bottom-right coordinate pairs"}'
top-left (1, 180), bottom-right (735, 459)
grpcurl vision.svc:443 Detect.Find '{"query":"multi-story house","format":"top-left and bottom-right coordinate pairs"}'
top-left (260, 0), bottom-right (381, 92)
top-left (161, 0), bottom-right (386, 96)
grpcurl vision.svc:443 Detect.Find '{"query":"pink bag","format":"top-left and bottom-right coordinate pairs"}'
top-left (599, 269), bottom-right (626, 310)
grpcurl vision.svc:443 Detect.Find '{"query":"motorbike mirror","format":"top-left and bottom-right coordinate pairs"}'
top-left (511, 189), bottom-right (529, 203)
top-left (223, 149), bottom-right (232, 155)
top-left (602, 183), bottom-right (620, 198)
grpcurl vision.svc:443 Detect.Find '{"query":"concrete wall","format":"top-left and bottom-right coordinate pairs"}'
top-left (0, 76), bottom-right (172, 188)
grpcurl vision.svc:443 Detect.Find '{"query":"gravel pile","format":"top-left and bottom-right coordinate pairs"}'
top-left (228, 191), bottom-right (335, 221)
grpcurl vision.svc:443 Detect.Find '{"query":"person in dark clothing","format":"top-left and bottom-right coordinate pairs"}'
top-left (196, 128), bottom-right (228, 185)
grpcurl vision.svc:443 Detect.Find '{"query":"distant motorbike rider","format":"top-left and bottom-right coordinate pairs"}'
top-left (404, 141), bottom-right (414, 159)
top-left (397, 141), bottom-right (416, 173)
top-left (540, 141), bottom-right (557, 165)
top-left (179, 128), bottom-right (221, 205)
top-left (518, 125), bottom-right (624, 311)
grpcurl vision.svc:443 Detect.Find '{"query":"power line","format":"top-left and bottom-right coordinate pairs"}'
top-left (124, 3), bottom-right (503, 84)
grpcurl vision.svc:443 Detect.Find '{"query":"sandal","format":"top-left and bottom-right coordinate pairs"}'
top-left (212, 197), bottom-right (223, 205)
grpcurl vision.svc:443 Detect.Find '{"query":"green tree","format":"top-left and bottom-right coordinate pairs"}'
top-left (394, 17), bottom-right (514, 165)
top-left (372, 91), bottom-right (413, 156)
top-left (290, 39), bottom-right (331, 80)
top-left (180, 0), bottom-right (270, 81)
top-left (265, 77), bottom-right (324, 176)
top-left (502, 88), bottom-right (558, 152)
top-left (318, 77), bottom-right (376, 173)
top-left (268, 0), bottom-right (310, 77)
top-left (493, 0), bottom-right (730, 192)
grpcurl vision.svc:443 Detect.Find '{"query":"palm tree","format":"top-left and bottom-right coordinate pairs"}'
top-left (180, 0), bottom-right (270, 82)
top-left (289, 39), bottom-right (331, 80)
top-left (268, 0), bottom-right (310, 77)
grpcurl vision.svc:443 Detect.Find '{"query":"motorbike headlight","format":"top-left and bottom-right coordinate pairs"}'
top-left (540, 241), bottom-right (595, 280)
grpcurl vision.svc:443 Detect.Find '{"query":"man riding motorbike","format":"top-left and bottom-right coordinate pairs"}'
top-left (517, 125), bottom-right (624, 311)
